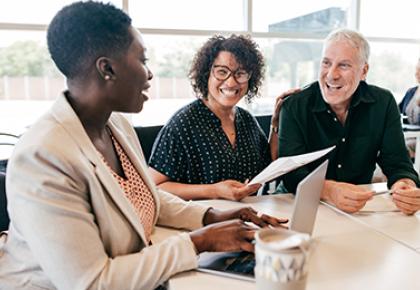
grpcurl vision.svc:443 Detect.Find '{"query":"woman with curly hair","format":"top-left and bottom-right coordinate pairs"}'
top-left (0, 3), bottom-right (288, 289)
top-left (150, 35), bottom-right (297, 201)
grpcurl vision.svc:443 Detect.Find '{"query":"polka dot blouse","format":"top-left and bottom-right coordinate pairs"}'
top-left (102, 131), bottom-right (156, 242)
top-left (149, 99), bottom-right (271, 185)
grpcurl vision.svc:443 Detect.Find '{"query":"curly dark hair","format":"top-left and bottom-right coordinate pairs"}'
top-left (189, 34), bottom-right (265, 103)
top-left (47, 1), bottom-right (132, 79)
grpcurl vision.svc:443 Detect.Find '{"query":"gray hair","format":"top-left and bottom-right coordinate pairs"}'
top-left (324, 28), bottom-right (370, 65)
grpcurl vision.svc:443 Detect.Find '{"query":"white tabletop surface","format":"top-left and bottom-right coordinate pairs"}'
top-left (348, 183), bottom-right (420, 252)
top-left (152, 193), bottom-right (420, 290)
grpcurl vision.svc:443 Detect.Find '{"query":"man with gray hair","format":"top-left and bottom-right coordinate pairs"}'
top-left (278, 28), bottom-right (420, 214)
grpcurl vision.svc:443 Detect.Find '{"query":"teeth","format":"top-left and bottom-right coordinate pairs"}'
top-left (327, 83), bottom-right (341, 90)
top-left (220, 89), bottom-right (238, 97)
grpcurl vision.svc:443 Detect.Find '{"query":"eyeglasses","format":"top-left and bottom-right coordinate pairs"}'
top-left (211, 65), bottom-right (251, 84)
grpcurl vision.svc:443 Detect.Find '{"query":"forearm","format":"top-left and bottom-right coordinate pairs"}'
top-left (268, 126), bottom-right (279, 160)
top-left (91, 233), bottom-right (198, 290)
top-left (157, 189), bottom-right (210, 230)
top-left (158, 181), bottom-right (218, 200)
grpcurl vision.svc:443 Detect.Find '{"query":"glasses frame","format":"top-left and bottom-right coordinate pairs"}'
top-left (211, 65), bottom-right (252, 84)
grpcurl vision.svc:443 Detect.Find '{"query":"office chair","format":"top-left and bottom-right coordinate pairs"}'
top-left (0, 172), bottom-right (9, 231)
top-left (134, 125), bottom-right (164, 162)
top-left (0, 132), bottom-right (18, 231)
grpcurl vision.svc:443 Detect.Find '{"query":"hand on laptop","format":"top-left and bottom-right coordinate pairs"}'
top-left (203, 207), bottom-right (288, 228)
top-left (391, 178), bottom-right (420, 215)
top-left (322, 180), bottom-right (374, 213)
top-left (190, 219), bottom-right (257, 253)
top-left (191, 207), bottom-right (289, 253)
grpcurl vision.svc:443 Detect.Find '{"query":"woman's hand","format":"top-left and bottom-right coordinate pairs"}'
top-left (271, 88), bottom-right (301, 128)
top-left (203, 207), bottom-right (288, 228)
top-left (193, 207), bottom-right (288, 253)
top-left (190, 219), bottom-right (256, 253)
top-left (213, 180), bottom-right (261, 201)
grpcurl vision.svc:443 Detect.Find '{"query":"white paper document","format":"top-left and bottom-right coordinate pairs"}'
top-left (248, 146), bottom-right (335, 185)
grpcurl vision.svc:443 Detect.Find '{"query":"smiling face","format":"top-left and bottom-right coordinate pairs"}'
top-left (110, 27), bottom-right (153, 113)
top-left (207, 51), bottom-right (249, 110)
top-left (319, 40), bottom-right (368, 110)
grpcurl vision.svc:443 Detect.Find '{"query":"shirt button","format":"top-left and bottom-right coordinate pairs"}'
top-left (327, 110), bottom-right (331, 114)
top-left (337, 164), bottom-right (342, 169)
top-left (342, 138), bottom-right (345, 142)
top-left (334, 118), bottom-right (338, 122)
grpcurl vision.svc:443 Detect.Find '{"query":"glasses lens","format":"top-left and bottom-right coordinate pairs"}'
top-left (234, 71), bottom-right (250, 83)
top-left (213, 67), bottom-right (230, 81)
top-left (212, 66), bottom-right (250, 83)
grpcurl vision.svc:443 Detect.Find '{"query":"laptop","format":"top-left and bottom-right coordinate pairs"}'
top-left (197, 160), bottom-right (329, 282)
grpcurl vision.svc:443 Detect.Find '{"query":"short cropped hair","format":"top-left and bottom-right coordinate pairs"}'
top-left (189, 34), bottom-right (265, 102)
top-left (324, 28), bottom-right (370, 65)
top-left (47, 1), bottom-right (132, 79)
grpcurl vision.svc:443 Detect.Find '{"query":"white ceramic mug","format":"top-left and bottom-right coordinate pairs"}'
top-left (255, 228), bottom-right (311, 290)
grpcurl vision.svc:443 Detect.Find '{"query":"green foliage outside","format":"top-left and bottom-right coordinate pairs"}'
top-left (0, 41), bottom-right (60, 77)
top-left (0, 39), bottom-right (199, 79)
top-left (152, 39), bottom-right (199, 78)
top-left (0, 39), bottom-right (415, 99)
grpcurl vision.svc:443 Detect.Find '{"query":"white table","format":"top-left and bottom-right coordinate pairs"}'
top-left (352, 183), bottom-right (420, 251)
top-left (152, 194), bottom-right (420, 290)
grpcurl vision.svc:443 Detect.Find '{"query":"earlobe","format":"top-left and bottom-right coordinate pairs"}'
top-left (96, 57), bottom-right (115, 81)
top-left (362, 63), bottom-right (369, 80)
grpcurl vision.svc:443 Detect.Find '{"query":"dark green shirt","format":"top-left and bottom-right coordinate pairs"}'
top-left (278, 81), bottom-right (420, 192)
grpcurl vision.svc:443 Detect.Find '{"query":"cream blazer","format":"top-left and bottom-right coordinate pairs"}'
top-left (0, 94), bottom-right (209, 290)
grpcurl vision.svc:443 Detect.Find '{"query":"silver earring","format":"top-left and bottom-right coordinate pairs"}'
top-left (104, 75), bottom-right (110, 80)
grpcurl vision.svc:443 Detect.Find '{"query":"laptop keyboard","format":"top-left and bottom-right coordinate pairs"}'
top-left (225, 252), bottom-right (255, 275)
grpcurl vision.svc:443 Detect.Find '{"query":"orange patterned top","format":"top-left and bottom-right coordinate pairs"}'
top-left (101, 131), bottom-right (156, 242)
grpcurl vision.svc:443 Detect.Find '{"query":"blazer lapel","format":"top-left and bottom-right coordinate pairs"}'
top-left (50, 94), bottom-right (148, 243)
top-left (93, 163), bottom-right (148, 243)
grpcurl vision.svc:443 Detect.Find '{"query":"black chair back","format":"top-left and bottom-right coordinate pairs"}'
top-left (134, 125), bottom-right (164, 162)
top-left (0, 172), bottom-right (9, 231)
top-left (255, 115), bottom-right (272, 137)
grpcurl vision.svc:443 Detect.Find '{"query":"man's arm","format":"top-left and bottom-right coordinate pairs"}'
top-left (376, 94), bottom-right (420, 215)
top-left (377, 93), bottom-right (420, 187)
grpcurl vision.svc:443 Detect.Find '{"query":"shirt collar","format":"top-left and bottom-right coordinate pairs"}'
top-left (198, 98), bottom-right (241, 126)
top-left (312, 81), bottom-right (376, 113)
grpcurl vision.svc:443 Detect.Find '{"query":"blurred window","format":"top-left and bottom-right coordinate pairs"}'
top-left (0, 0), bottom-right (122, 24)
top-left (360, 0), bottom-right (420, 39)
top-left (253, 0), bottom-right (351, 36)
top-left (0, 0), bottom-right (419, 132)
top-left (130, 0), bottom-right (244, 31)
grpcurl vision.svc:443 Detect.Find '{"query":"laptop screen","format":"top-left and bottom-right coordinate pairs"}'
top-left (197, 160), bottom-right (328, 281)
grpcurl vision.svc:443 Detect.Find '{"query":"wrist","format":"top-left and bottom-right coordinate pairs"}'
top-left (392, 178), bottom-right (416, 189)
top-left (189, 231), bottom-right (206, 253)
top-left (203, 183), bottom-right (218, 199)
top-left (321, 180), bottom-right (336, 203)
top-left (202, 207), bottom-right (218, 225)
top-left (270, 124), bottom-right (279, 134)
